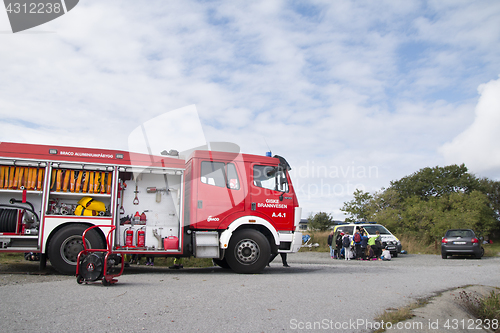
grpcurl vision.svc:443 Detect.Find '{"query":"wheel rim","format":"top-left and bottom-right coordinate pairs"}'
top-left (234, 238), bottom-right (260, 265)
top-left (60, 235), bottom-right (90, 265)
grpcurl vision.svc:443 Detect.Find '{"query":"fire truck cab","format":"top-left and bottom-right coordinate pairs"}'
top-left (0, 142), bottom-right (302, 274)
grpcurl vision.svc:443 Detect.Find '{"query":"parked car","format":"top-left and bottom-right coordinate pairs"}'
top-left (333, 223), bottom-right (402, 257)
top-left (441, 229), bottom-right (484, 259)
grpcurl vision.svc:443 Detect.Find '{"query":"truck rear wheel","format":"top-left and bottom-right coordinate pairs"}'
top-left (48, 224), bottom-right (105, 275)
top-left (226, 229), bottom-right (270, 274)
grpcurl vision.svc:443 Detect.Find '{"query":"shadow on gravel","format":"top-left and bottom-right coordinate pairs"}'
top-left (0, 260), bottom-right (323, 278)
top-left (122, 265), bottom-right (324, 275)
top-left (0, 261), bottom-right (59, 275)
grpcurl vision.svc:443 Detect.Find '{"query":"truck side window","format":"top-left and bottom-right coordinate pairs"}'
top-left (200, 161), bottom-right (240, 190)
top-left (201, 161), bottom-right (226, 187)
top-left (227, 163), bottom-right (240, 190)
top-left (253, 165), bottom-right (288, 192)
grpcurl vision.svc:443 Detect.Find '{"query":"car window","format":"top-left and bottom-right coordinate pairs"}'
top-left (363, 225), bottom-right (391, 235)
top-left (335, 226), bottom-right (354, 235)
top-left (446, 230), bottom-right (474, 238)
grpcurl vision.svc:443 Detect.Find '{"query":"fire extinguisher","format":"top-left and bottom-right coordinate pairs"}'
top-left (137, 227), bottom-right (145, 247)
top-left (125, 227), bottom-right (134, 247)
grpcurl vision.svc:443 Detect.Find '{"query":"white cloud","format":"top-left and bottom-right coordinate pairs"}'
top-left (1, 0), bottom-right (499, 219)
top-left (441, 76), bottom-right (500, 177)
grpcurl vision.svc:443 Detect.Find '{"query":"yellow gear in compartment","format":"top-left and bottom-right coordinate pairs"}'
top-left (74, 204), bottom-right (98, 216)
top-left (77, 196), bottom-right (106, 212)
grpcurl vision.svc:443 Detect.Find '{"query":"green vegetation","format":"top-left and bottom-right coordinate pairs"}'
top-left (458, 289), bottom-right (500, 332)
top-left (142, 256), bottom-right (214, 268)
top-left (340, 164), bottom-right (500, 246)
top-left (307, 212), bottom-right (335, 231)
top-left (0, 253), bottom-right (25, 264)
top-left (373, 298), bottom-right (430, 333)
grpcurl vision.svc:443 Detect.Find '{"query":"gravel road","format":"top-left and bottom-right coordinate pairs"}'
top-left (1, 252), bottom-right (499, 332)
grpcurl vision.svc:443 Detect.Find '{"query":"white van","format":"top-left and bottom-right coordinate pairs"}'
top-left (333, 223), bottom-right (402, 257)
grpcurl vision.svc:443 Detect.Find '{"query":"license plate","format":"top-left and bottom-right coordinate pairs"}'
top-left (453, 241), bottom-right (466, 245)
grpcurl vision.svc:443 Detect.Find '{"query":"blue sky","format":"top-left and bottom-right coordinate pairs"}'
top-left (1, 0), bottom-right (499, 219)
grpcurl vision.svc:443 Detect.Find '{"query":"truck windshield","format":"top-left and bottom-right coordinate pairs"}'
top-left (363, 225), bottom-right (391, 235)
top-left (253, 165), bottom-right (288, 192)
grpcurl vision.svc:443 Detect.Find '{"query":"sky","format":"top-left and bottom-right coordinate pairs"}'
top-left (1, 0), bottom-right (500, 220)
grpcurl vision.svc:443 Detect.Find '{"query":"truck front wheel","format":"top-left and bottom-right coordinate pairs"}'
top-left (226, 229), bottom-right (270, 274)
top-left (48, 224), bottom-right (105, 275)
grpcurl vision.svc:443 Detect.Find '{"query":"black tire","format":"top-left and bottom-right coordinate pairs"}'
top-left (48, 224), bottom-right (105, 275)
top-left (441, 252), bottom-right (447, 259)
top-left (476, 247), bottom-right (484, 259)
top-left (213, 258), bottom-right (231, 269)
top-left (392, 252), bottom-right (398, 258)
top-left (225, 229), bottom-right (271, 274)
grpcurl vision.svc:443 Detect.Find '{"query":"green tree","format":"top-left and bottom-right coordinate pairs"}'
top-left (366, 189), bottom-right (403, 234)
top-left (389, 164), bottom-right (480, 200)
top-left (308, 212), bottom-right (335, 231)
top-left (341, 164), bottom-right (500, 244)
top-left (340, 189), bottom-right (373, 222)
top-left (399, 191), bottom-right (496, 243)
top-left (479, 178), bottom-right (500, 222)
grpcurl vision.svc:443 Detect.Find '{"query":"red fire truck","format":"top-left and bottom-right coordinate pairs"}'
top-left (0, 142), bottom-right (302, 275)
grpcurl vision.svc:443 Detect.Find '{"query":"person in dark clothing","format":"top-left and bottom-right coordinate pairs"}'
top-left (269, 253), bottom-right (290, 267)
top-left (327, 231), bottom-right (335, 259)
top-left (335, 232), bottom-right (343, 259)
top-left (360, 231), bottom-right (369, 260)
top-left (367, 245), bottom-right (376, 260)
top-left (353, 229), bottom-right (362, 259)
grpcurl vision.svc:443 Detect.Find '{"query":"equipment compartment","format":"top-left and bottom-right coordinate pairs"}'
top-left (117, 169), bottom-right (182, 251)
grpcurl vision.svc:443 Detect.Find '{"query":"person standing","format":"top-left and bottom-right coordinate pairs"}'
top-left (360, 231), bottom-right (369, 260)
top-left (335, 231), bottom-right (343, 260)
top-left (367, 234), bottom-right (377, 258)
top-left (342, 232), bottom-right (351, 261)
top-left (373, 231), bottom-right (382, 258)
top-left (327, 231), bottom-right (335, 259)
top-left (353, 229), bottom-right (362, 259)
top-left (269, 253), bottom-right (290, 267)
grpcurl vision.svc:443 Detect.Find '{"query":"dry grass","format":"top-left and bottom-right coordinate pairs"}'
top-left (298, 230), bottom-right (331, 252)
top-left (398, 234), bottom-right (500, 257)
top-left (0, 253), bottom-right (26, 264)
top-left (398, 235), bottom-right (440, 255)
top-left (457, 289), bottom-right (500, 333)
top-left (0, 253), bottom-right (214, 269)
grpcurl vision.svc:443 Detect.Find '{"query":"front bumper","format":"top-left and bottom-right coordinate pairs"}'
top-left (277, 231), bottom-right (303, 253)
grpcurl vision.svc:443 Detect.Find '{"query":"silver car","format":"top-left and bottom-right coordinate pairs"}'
top-left (441, 229), bottom-right (484, 259)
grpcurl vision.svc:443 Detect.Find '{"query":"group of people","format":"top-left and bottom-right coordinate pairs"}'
top-left (327, 227), bottom-right (391, 261)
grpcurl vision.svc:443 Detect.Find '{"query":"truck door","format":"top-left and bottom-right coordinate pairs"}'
top-left (250, 164), bottom-right (295, 230)
top-left (193, 160), bottom-right (245, 229)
